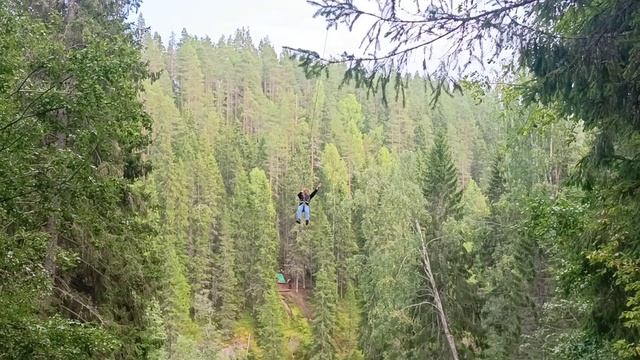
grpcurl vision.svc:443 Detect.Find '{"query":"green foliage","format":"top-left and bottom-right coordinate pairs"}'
top-left (320, 144), bottom-right (357, 297)
top-left (311, 265), bottom-right (338, 360)
top-left (334, 288), bottom-right (363, 359)
top-left (140, 7), bottom-right (640, 359)
top-left (355, 150), bottom-right (423, 359)
top-left (0, 315), bottom-right (117, 360)
top-left (487, 152), bottom-right (506, 204)
top-left (0, 1), bottom-right (162, 358)
top-left (520, 1), bottom-right (640, 354)
top-left (257, 289), bottom-right (286, 360)
top-left (421, 130), bottom-right (463, 235)
top-left (5, 5), bottom-right (632, 358)
top-left (233, 169), bottom-right (280, 310)
top-left (212, 214), bottom-right (241, 335)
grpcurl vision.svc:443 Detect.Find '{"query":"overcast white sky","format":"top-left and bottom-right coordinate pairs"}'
top-left (135, 0), bottom-right (500, 77)
top-left (137, 0), bottom-right (363, 57)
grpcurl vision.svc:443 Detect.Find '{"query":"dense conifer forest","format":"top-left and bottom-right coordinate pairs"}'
top-left (1, 1), bottom-right (640, 359)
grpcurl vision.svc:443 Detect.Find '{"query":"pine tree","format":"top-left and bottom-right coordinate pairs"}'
top-left (176, 35), bottom-right (205, 114)
top-left (411, 131), bottom-right (484, 358)
top-left (386, 96), bottom-right (415, 153)
top-left (479, 191), bottom-right (545, 359)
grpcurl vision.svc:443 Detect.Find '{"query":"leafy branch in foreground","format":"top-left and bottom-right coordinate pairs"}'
top-left (286, 0), bottom-right (547, 99)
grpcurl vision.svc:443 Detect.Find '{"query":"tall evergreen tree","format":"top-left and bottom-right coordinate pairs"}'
top-left (356, 148), bottom-right (422, 359)
top-left (488, 151), bottom-right (506, 204)
top-left (257, 288), bottom-right (286, 359)
top-left (311, 265), bottom-right (339, 360)
top-left (320, 144), bottom-right (356, 297)
top-left (212, 213), bottom-right (240, 335)
top-left (422, 130), bottom-right (463, 235)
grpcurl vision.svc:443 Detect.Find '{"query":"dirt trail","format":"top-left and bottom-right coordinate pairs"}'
top-left (280, 288), bottom-right (312, 319)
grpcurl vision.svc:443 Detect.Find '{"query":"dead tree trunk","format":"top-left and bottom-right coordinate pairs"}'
top-left (416, 221), bottom-right (459, 360)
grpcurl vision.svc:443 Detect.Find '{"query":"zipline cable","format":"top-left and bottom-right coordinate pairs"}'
top-left (308, 28), bottom-right (329, 181)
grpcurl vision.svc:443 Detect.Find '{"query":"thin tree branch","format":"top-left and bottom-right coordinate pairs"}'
top-left (5, 65), bottom-right (45, 99)
top-left (403, 300), bottom-right (439, 310)
top-left (0, 75), bottom-right (71, 134)
top-left (53, 283), bottom-right (104, 324)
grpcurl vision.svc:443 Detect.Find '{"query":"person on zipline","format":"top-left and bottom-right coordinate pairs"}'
top-left (296, 184), bottom-right (321, 225)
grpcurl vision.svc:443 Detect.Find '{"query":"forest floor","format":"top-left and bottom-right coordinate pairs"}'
top-left (221, 288), bottom-right (314, 358)
top-left (281, 288), bottom-right (312, 319)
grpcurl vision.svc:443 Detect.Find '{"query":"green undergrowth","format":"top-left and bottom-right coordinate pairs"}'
top-left (223, 296), bottom-right (312, 359)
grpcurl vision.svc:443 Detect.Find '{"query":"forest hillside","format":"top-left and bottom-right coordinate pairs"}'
top-left (1, 1), bottom-right (640, 360)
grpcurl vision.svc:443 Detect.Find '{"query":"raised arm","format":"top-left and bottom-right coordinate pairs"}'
top-left (309, 184), bottom-right (321, 200)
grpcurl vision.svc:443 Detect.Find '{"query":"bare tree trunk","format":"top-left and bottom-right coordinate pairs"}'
top-left (45, 0), bottom-right (78, 281)
top-left (44, 213), bottom-right (58, 277)
top-left (416, 221), bottom-right (459, 360)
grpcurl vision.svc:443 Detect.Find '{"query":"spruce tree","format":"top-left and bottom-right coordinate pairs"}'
top-left (488, 151), bottom-right (506, 204)
top-left (257, 288), bottom-right (286, 359)
top-left (335, 287), bottom-right (364, 359)
top-left (320, 144), bottom-right (356, 297)
top-left (356, 148), bottom-right (422, 358)
top-left (311, 265), bottom-right (338, 360)
top-left (422, 130), bottom-right (463, 234)
top-left (331, 95), bottom-right (366, 177)
top-left (212, 213), bottom-right (240, 335)
top-left (232, 169), bottom-right (280, 302)
top-left (309, 205), bottom-right (339, 360)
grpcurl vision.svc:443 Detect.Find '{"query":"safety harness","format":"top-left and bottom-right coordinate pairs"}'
top-left (299, 193), bottom-right (311, 207)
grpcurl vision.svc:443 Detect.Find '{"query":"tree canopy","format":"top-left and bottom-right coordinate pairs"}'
top-left (2, 0), bottom-right (640, 359)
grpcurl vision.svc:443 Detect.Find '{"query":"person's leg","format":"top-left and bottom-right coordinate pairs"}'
top-left (304, 204), bottom-right (310, 224)
top-left (296, 204), bottom-right (303, 223)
